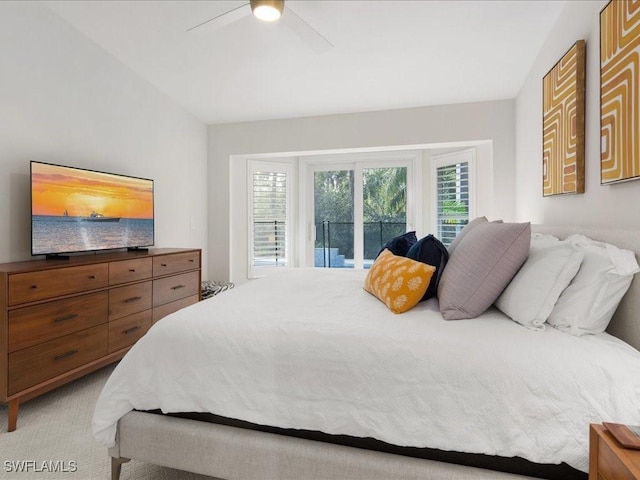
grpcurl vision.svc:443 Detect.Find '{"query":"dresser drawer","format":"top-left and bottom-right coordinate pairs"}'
top-left (109, 281), bottom-right (152, 320)
top-left (8, 291), bottom-right (108, 353)
top-left (8, 324), bottom-right (108, 395)
top-left (152, 295), bottom-right (199, 323)
top-left (108, 310), bottom-right (152, 353)
top-left (153, 251), bottom-right (200, 277)
top-left (109, 258), bottom-right (152, 286)
top-left (8, 264), bottom-right (109, 306)
top-left (153, 271), bottom-right (200, 307)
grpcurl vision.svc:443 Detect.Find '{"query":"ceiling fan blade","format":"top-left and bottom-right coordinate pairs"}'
top-left (187, 2), bottom-right (251, 36)
top-left (281, 6), bottom-right (333, 54)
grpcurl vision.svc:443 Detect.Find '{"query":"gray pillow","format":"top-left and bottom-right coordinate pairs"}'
top-left (447, 216), bottom-right (488, 256)
top-left (438, 222), bottom-right (531, 320)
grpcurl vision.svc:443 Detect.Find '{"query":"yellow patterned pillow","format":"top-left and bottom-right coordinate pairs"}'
top-left (364, 249), bottom-right (436, 313)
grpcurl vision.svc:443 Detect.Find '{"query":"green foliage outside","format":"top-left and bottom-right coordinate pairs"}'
top-left (436, 163), bottom-right (469, 245)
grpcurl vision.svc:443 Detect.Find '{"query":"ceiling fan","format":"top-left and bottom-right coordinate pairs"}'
top-left (187, 0), bottom-right (333, 54)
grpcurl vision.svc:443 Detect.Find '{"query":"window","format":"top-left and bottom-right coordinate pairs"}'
top-left (433, 150), bottom-right (474, 246)
top-left (248, 161), bottom-right (292, 278)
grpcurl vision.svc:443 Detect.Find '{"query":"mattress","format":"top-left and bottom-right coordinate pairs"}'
top-left (93, 268), bottom-right (640, 473)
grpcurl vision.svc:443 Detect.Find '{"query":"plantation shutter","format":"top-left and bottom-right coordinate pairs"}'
top-left (436, 161), bottom-right (469, 246)
top-left (251, 170), bottom-right (288, 270)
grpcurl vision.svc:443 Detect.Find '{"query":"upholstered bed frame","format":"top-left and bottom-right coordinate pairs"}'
top-left (107, 226), bottom-right (640, 480)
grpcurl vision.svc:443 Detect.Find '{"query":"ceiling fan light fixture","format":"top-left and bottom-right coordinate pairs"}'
top-left (250, 0), bottom-right (284, 22)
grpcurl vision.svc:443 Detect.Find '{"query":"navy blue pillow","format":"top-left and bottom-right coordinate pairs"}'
top-left (376, 231), bottom-right (417, 258)
top-left (406, 234), bottom-right (449, 301)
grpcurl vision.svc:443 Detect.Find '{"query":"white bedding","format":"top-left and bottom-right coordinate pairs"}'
top-left (93, 268), bottom-right (640, 472)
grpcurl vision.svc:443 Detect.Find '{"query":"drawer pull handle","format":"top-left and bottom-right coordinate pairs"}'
top-left (171, 284), bottom-right (186, 290)
top-left (30, 284), bottom-right (38, 290)
top-left (129, 269), bottom-right (136, 272)
top-left (88, 275), bottom-right (96, 279)
top-left (189, 259), bottom-right (194, 263)
top-left (161, 263), bottom-right (168, 267)
top-left (54, 313), bottom-right (79, 323)
top-left (54, 349), bottom-right (78, 361)
top-left (123, 326), bottom-right (141, 335)
top-left (124, 296), bottom-right (142, 303)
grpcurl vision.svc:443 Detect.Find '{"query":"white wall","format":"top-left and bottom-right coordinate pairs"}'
top-left (0, 3), bottom-right (208, 273)
top-left (515, 0), bottom-right (640, 228)
top-left (208, 100), bottom-right (515, 283)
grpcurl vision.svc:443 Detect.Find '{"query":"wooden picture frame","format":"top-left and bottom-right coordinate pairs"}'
top-left (542, 40), bottom-right (586, 196)
top-left (600, 0), bottom-right (640, 185)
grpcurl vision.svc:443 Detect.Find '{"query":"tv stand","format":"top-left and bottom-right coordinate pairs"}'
top-left (0, 248), bottom-right (201, 432)
top-left (127, 247), bottom-right (149, 252)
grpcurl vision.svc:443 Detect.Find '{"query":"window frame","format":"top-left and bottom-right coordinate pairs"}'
top-left (247, 160), bottom-right (294, 279)
top-left (431, 148), bottom-right (476, 245)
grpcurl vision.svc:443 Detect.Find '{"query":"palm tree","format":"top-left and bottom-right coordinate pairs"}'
top-left (362, 167), bottom-right (406, 223)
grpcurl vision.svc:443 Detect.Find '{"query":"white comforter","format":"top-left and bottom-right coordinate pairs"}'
top-left (93, 268), bottom-right (640, 472)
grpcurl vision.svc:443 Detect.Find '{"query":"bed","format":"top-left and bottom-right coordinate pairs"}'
top-left (94, 225), bottom-right (640, 480)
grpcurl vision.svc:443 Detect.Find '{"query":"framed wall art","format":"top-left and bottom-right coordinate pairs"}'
top-left (542, 40), bottom-right (586, 196)
top-left (601, 0), bottom-right (640, 185)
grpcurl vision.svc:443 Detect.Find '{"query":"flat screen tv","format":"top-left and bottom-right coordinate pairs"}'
top-left (31, 161), bottom-right (154, 257)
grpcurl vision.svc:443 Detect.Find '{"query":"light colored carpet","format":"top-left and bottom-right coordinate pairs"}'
top-left (0, 364), bottom-right (216, 480)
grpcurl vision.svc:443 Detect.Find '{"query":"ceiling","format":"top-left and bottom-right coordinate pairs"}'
top-left (44, 1), bottom-right (566, 125)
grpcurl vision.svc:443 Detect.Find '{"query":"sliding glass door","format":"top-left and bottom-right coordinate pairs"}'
top-left (311, 162), bottom-right (410, 269)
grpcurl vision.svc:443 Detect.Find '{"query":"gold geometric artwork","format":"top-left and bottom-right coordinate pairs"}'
top-left (601, 0), bottom-right (640, 185)
top-left (542, 40), bottom-right (586, 196)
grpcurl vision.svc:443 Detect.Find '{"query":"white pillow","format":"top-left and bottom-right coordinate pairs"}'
top-left (495, 234), bottom-right (583, 330)
top-left (529, 233), bottom-right (564, 249)
top-left (547, 234), bottom-right (640, 336)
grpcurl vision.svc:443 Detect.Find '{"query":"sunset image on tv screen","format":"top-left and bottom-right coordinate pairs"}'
top-left (31, 162), bottom-right (154, 256)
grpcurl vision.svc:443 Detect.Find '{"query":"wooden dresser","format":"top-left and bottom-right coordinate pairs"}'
top-left (0, 248), bottom-right (201, 432)
top-left (590, 424), bottom-right (640, 479)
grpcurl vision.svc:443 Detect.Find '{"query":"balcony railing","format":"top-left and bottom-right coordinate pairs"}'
top-left (254, 219), bottom-right (471, 269)
top-left (315, 220), bottom-right (406, 268)
top-left (254, 220), bottom-right (408, 268)
top-left (437, 216), bottom-right (468, 246)
top-left (253, 220), bottom-right (286, 267)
